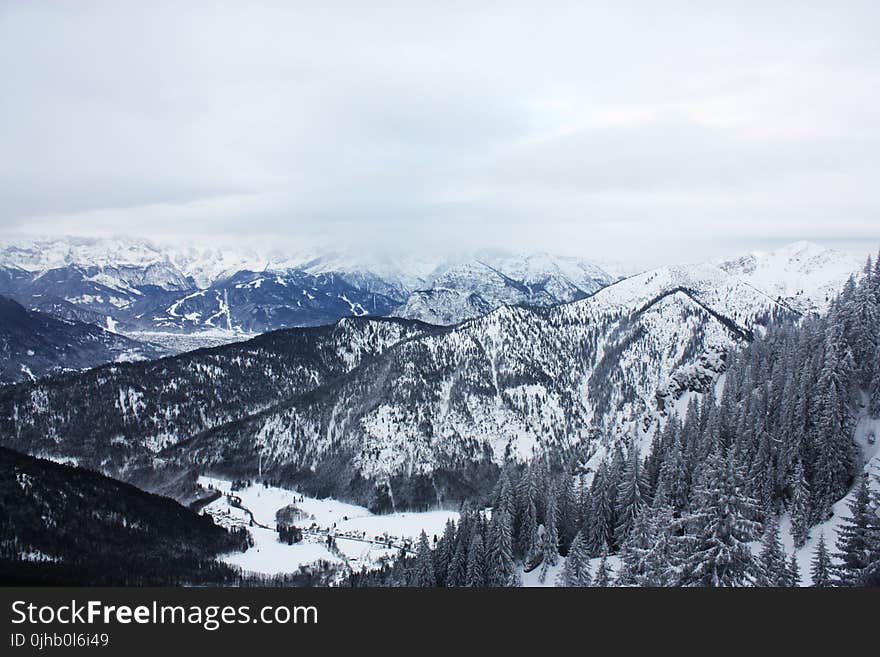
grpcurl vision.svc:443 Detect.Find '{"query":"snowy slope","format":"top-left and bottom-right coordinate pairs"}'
top-left (393, 250), bottom-right (617, 324)
top-left (775, 414), bottom-right (880, 585)
top-left (716, 241), bottom-right (865, 313)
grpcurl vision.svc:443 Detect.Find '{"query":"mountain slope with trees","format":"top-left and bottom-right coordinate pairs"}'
top-left (0, 447), bottom-right (250, 585)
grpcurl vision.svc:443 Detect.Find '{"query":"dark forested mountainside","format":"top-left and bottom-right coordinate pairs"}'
top-left (0, 295), bottom-right (162, 383)
top-left (0, 317), bottom-right (432, 496)
top-left (0, 447), bottom-right (251, 585)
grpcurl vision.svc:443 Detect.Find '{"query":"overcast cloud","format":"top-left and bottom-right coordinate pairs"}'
top-left (1, 1), bottom-right (879, 266)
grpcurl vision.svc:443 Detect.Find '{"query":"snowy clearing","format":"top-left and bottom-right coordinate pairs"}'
top-left (198, 476), bottom-right (459, 576)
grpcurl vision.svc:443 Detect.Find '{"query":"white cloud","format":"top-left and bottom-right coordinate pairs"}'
top-left (1, 1), bottom-right (878, 265)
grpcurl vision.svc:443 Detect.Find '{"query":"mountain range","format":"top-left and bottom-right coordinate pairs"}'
top-left (0, 239), bottom-right (866, 509)
top-left (0, 237), bottom-right (621, 344)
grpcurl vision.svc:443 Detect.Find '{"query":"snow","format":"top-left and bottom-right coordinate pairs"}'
top-left (521, 554), bottom-right (622, 587)
top-left (123, 330), bottom-right (256, 354)
top-left (197, 476), bottom-right (459, 575)
top-left (222, 526), bottom-right (342, 576)
top-left (772, 415), bottom-right (880, 585)
top-left (716, 241), bottom-right (866, 313)
top-left (336, 510), bottom-right (458, 543)
top-left (393, 250), bottom-right (616, 325)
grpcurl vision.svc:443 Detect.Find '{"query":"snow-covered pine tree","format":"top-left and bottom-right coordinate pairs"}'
top-left (834, 479), bottom-right (879, 586)
top-left (588, 463), bottom-right (615, 555)
top-left (557, 530), bottom-right (592, 587)
top-left (844, 259), bottom-right (879, 389)
top-left (679, 449), bottom-right (761, 587)
top-left (465, 532), bottom-right (487, 587)
top-left (616, 507), bottom-right (655, 586)
top-left (810, 533), bottom-right (833, 587)
top-left (519, 499), bottom-right (539, 563)
top-left (594, 546), bottom-right (613, 587)
top-left (812, 313), bottom-right (858, 519)
top-left (785, 551), bottom-right (801, 588)
top-left (446, 511), bottom-right (472, 587)
top-left (755, 517), bottom-right (787, 587)
top-left (557, 472), bottom-right (581, 554)
top-left (414, 530), bottom-right (436, 587)
top-left (543, 483), bottom-right (560, 566)
top-left (434, 519), bottom-right (457, 587)
top-left (789, 458), bottom-right (811, 549)
top-left (486, 508), bottom-right (519, 587)
top-left (615, 437), bottom-right (646, 546)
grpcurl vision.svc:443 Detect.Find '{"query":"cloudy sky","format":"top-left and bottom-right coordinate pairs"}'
top-left (1, 1), bottom-right (878, 266)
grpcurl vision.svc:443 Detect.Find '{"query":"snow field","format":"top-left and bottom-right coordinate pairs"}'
top-left (198, 476), bottom-right (459, 576)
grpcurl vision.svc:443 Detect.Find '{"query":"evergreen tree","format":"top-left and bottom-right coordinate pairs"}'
top-left (594, 546), bottom-right (613, 587)
top-left (615, 438), bottom-right (646, 546)
top-left (413, 530), bottom-right (436, 587)
top-left (834, 479), bottom-right (879, 586)
top-left (434, 519), bottom-right (457, 587)
top-left (486, 509), bottom-right (518, 587)
top-left (588, 463), bottom-right (615, 554)
top-left (679, 450), bottom-right (761, 587)
top-left (465, 532), bottom-right (487, 587)
top-left (785, 551), bottom-right (801, 588)
top-left (618, 505), bottom-right (680, 587)
top-left (812, 319), bottom-right (858, 518)
top-left (538, 485), bottom-right (560, 583)
top-left (755, 517), bottom-right (787, 587)
top-left (789, 458), bottom-right (811, 549)
top-left (557, 473), bottom-right (581, 554)
top-left (557, 530), bottom-right (592, 587)
top-left (810, 533), bottom-right (833, 588)
top-left (446, 513), bottom-right (471, 587)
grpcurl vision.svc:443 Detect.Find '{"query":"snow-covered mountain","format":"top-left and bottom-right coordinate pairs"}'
top-left (392, 251), bottom-right (617, 325)
top-left (715, 241), bottom-right (865, 313)
top-left (0, 237), bottom-right (622, 341)
top-left (0, 251), bottom-right (810, 508)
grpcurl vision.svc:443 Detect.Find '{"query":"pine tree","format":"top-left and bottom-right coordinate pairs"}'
top-left (594, 546), bottom-right (613, 587)
top-left (810, 533), bottom-right (833, 587)
top-left (557, 473), bottom-right (581, 554)
top-left (615, 438), bottom-right (646, 546)
top-left (812, 319), bottom-right (858, 518)
top-left (465, 532), bottom-right (487, 587)
top-left (588, 463), bottom-right (615, 554)
top-left (434, 519), bottom-right (457, 587)
top-left (789, 458), bottom-right (811, 549)
top-left (785, 551), bottom-right (801, 588)
top-left (557, 530), bottom-right (592, 587)
top-left (679, 449), bottom-right (761, 587)
top-left (413, 530), bottom-right (436, 587)
top-left (544, 485), bottom-right (560, 564)
top-left (869, 351), bottom-right (880, 418)
top-left (834, 479), bottom-right (879, 586)
top-left (446, 514), bottom-right (471, 587)
top-left (755, 517), bottom-right (787, 587)
top-left (486, 509), bottom-right (518, 587)
top-left (616, 507), bottom-right (653, 586)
